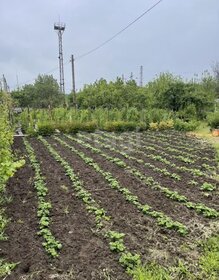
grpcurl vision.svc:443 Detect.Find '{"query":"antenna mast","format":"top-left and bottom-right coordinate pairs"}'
top-left (54, 22), bottom-right (66, 93)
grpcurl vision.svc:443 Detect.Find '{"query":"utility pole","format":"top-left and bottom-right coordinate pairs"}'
top-left (139, 65), bottom-right (143, 87)
top-left (70, 54), bottom-right (77, 108)
top-left (54, 22), bottom-right (66, 94)
top-left (2, 75), bottom-right (8, 93)
top-left (16, 74), bottom-right (20, 90)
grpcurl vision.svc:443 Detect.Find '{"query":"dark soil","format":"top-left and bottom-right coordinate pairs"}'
top-left (0, 137), bottom-right (51, 280)
top-left (93, 133), bottom-right (219, 208)
top-left (1, 137), bottom-right (129, 280)
top-left (45, 138), bottom-right (186, 260)
top-left (1, 132), bottom-right (219, 280)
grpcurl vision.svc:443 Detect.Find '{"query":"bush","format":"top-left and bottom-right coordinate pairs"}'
top-left (79, 121), bottom-right (97, 132)
top-left (207, 112), bottom-right (219, 129)
top-left (136, 122), bottom-right (149, 131)
top-left (103, 121), bottom-right (138, 132)
top-left (174, 119), bottom-right (199, 132)
top-left (147, 109), bottom-right (173, 123)
top-left (149, 122), bottom-right (159, 130)
top-left (103, 121), bottom-right (148, 132)
top-left (37, 123), bottom-right (55, 136)
top-left (55, 122), bottom-right (80, 133)
top-left (149, 119), bottom-right (174, 130)
top-left (35, 121), bottom-right (97, 135)
top-left (159, 119), bottom-right (174, 130)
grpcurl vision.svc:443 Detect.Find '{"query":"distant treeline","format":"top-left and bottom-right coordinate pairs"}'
top-left (11, 71), bottom-right (218, 122)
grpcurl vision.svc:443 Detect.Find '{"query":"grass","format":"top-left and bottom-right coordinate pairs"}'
top-left (199, 236), bottom-right (219, 279)
top-left (190, 122), bottom-right (219, 167)
top-left (130, 124), bottom-right (219, 280)
top-left (193, 122), bottom-right (219, 145)
top-left (132, 263), bottom-right (171, 280)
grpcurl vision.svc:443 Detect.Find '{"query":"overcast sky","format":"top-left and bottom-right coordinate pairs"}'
top-left (0, 0), bottom-right (219, 93)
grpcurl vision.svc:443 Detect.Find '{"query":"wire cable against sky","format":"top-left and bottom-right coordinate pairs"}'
top-left (75, 0), bottom-right (163, 60)
top-left (13, 0), bottom-right (163, 89)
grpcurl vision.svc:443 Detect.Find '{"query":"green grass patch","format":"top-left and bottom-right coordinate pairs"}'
top-left (132, 263), bottom-right (171, 280)
top-left (199, 236), bottom-right (219, 279)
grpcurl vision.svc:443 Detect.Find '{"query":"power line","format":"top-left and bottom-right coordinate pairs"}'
top-left (12, 0), bottom-right (163, 89)
top-left (75, 0), bottom-right (163, 60)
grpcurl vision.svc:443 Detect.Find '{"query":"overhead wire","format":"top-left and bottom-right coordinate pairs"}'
top-left (75, 0), bottom-right (163, 60)
top-left (13, 0), bottom-right (163, 89)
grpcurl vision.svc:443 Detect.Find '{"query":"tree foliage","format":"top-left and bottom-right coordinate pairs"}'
top-left (73, 73), bottom-right (215, 120)
top-left (11, 75), bottom-right (65, 108)
top-left (10, 71), bottom-right (217, 121)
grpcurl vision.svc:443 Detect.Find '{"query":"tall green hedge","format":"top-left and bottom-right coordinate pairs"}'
top-left (0, 94), bottom-right (24, 192)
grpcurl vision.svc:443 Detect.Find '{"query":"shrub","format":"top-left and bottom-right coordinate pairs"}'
top-left (149, 120), bottom-right (173, 131)
top-left (159, 119), bottom-right (174, 130)
top-left (147, 109), bottom-right (173, 123)
top-left (136, 122), bottom-right (149, 131)
top-left (103, 121), bottom-right (137, 132)
top-left (55, 122), bottom-right (80, 133)
top-left (207, 112), bottom-right (219, 129)
top-left (36, 121), bottom-right (97, 135)
top-left (149, 122), bottom-right (159, 130)
top-left (37, 123), bottom-right (55, 136)
top-left (79, 121), bottom-right (97, 132)
top-left (174, 119), bottom-right (199, 132)
top-left (55, 122), bottom-right (70, 133)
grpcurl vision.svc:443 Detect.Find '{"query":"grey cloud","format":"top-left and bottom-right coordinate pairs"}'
top-left (0, 0), bottom-right (218, 92)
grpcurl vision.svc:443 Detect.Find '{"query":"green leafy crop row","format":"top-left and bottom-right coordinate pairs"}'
top-left (55, 135), bottom-right (188, 235)
top-left (79, 133), bottom-right (219, 219)
top-left (38, 136), bottom-right (142, 273)
top-left (23, 138), bottom-right (62, 257)
top-left (103, 132), bottom-right (214, 178)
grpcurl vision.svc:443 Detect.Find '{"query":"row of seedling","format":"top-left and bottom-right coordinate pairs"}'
top-left (106, 132), bottom-right (218, 180)
top-left (98, 132), bottom-right (214, 179)
top-left (76, 134), bottom-right (218, 219)
top-left (141, 131), bottom-right (212, 155)
top-left (55, 135), bottom-right (188, 235)
top-left (38, 136), bottom-right (141, 273)
top-left (23, 138), bottom-right (62, 257)
top-left (126, 132), bottom-right (215, 169)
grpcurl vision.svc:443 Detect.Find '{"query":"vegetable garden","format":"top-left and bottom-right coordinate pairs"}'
top-left (1, 128), bottom-right (219, 279)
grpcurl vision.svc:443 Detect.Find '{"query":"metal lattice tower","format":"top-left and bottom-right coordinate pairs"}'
top-left (54, 22), bottom-right (66, 93)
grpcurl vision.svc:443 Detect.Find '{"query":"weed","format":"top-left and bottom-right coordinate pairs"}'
top-left (199, 236), bottom-right (219, 279)
top-left (132, 263), bottom-right (171, 280)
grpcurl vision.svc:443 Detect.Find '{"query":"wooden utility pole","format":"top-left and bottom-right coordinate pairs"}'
top-left (139, 65), bottom-right (143, 87)
top-left (70, 54), bottom-right (76, 108)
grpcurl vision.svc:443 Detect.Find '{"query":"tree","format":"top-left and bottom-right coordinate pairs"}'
top-left (11, 84), bottom-right (35, 107)
top-left (11, 75), bottom-right (65, 108)
top-left (33, 75), bottom-right (63, 108)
